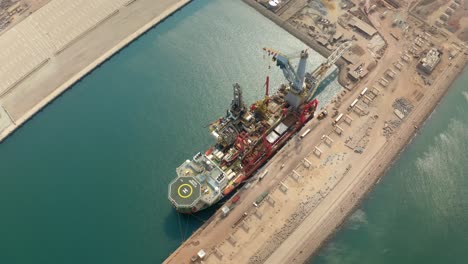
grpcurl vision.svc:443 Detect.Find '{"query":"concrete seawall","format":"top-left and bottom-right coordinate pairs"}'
top-left (0, 0), bottom-right (192, 143)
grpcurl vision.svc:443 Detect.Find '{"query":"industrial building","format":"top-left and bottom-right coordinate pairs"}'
top-left (348, 63), bottom-right (369, 81)
top-left (418, 48), bottom-right (442, 74)
top-left (347, 17), bottom-right (377, 38)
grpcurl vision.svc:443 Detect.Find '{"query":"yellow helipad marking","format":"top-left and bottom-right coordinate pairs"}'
top-left (178, 184), bottom-right (193, 199)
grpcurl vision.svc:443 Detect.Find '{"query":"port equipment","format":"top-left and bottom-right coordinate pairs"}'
top-left (323, 135), bottom-right (334, 146)
top-left (370, 86), bottom-right (380, 97)
top-left (349, 98), bottom-right (359, 110)
top-left (258, 170), bottom-right (269, 181)
top-left (362, 95), bottom-right (372, 105)
top-left (334, 125), bottom-right (343, 135)
top-left (300, 128), bottom-right (312, 139)
top-left (263, 47), bottom-right (309, 108)
top-left (344, 115), bottom-right (353, 125)
top-left (264, 41), bottom-right (352, 108)
top-left (266, 195), bottom-right (275, 206)
top-left (231, 194), bottom-right (240, 203)
top-left (313, 146), bottom-right (323, 157)
top-left (232, 212), bottom-right (248, 228)
top-left (253, 191), bottom-right (269, 207)
top-left (292, 170), bottom-right (301, 180)
top-left (279, 182), bottom-right (289, 193)
top-left (221, 205), bottom-right (231, 217)
top-left (353, 105), bottom-right (364, 115)
top-left (359, 87), bottom-right (369, 98)
top-left (305, 41), bottom-right (352, 101)
top-left (254, 209), bottom-right (263, 219)
top-left (333, 113), bottom-right (344, 125)
top-left (240, 221), bottom-right (250, 232)
top-left (227, 235), bottom-right (237, 246)
top-left (214, 248), bottom-right (224, 259)
top-left (197, 249), bottom-right (206, 260)
top-left (263, 48), bottom-right (308, 94)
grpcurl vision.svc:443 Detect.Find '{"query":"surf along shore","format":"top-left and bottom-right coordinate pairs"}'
top-left (0, 0), bottom-right (192, 143)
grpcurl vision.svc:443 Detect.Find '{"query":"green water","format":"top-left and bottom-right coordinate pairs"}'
top-left (311, 67), bottom-right (468, 263)
top-left (0, 1), bottom-right (340, 263)
top-left (1, 0), bottom-right (466, 263)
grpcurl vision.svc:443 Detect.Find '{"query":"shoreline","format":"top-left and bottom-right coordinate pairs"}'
top-left (0, 0), bottom-right (192, 143)
top-left (164, 1), bottom-right (467, 263)
top-left (264, 56), bottom-right (467, 264)
top-left (229, 0), bottom-right (467, 263)
top-left (240, 0), bottom-right (349, 87)
top-left (304, 62), bottom-right (467, 263)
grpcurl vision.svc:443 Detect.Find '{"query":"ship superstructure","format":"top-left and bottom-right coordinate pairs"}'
top-left (168, 42), bottom-right (351, 213)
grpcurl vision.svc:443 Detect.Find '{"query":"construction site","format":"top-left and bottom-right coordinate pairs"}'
top-left (165, 0), bottom-right (467, 263)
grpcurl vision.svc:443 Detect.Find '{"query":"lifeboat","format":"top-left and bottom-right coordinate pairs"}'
top-left (223, 185), bottom-right (235, 196)
top-left (234, 174), bottom-right (246, 185)
top-left (205, 148), bottom-right (214, 156)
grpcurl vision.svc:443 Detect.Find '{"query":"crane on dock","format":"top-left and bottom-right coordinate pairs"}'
top-left (263, 47), bottom-right (309, 108)
top-left (263, 47), bottom-right (309, 93)
top-left (264, 41), bottom-right (352, 108)
top-left (305, 40), bottom-right (352, 101)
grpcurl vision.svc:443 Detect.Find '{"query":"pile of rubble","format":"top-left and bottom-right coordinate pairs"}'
top-left (392, 97), bottom-right (413, 115)
top-left (345, 117), bottom-right (376, 150)
top-left (383, 119), bottom-right (402, 138)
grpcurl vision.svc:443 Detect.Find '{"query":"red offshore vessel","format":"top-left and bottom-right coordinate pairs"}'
top-left (168, 43), bottom-right (351, 213)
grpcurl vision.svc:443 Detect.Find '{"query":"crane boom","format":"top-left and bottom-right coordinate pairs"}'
top-left (263, 41), bottom-right (351, 109)
top-left (306, 41), bottom-right (352, 99)
top-left (263, 48), bottom-right (309, 93)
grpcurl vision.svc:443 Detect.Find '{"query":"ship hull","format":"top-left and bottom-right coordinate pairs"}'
top-left (177, 112), bottom-right (313, 214)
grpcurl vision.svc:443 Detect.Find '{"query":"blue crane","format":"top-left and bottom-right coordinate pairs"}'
top-left (263, 48), bottom-right (309, 93)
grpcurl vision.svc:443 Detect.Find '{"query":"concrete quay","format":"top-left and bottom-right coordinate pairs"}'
top-left (241, 0), bottom-right (349, 86)
top-left (0, 0), bottom-right (192, 143)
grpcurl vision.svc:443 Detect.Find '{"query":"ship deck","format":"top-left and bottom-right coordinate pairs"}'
top-left (169, 154), bottom-right (226, 210)
top-left (168, 176), bottom-right (201, 209)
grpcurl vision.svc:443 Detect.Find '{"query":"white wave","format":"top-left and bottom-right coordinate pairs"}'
top-left (416, 119), bottom-right (467, 175)
top-left (414, 119), bottom-right (468, 223)
top-left (316, 242), bottom-right (351, 264)
top-left (347, 208), bottom-right (368, 230)
top-left (463, 91), bottom-right (468, 102)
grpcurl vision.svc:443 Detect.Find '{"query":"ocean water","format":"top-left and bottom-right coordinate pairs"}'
top-left (0, 1), bottom-right (340, 263)
top-left (311, 67), bottom-right (468, 263)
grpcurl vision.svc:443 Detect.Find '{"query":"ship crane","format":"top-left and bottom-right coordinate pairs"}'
top-left (263, 47), bottom-right (309, 93)
top-left (305, 40), bottom-right (352, 100)
top-left (263, 47), bottom-right (310, 108)
top-left (230, 83), bottom-right (245, 118)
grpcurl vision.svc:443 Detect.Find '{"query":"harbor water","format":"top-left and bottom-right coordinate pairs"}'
top-left (0, 1), bottom-right (340, 263)
top-left (0, 0), bottom-right (466, 263)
